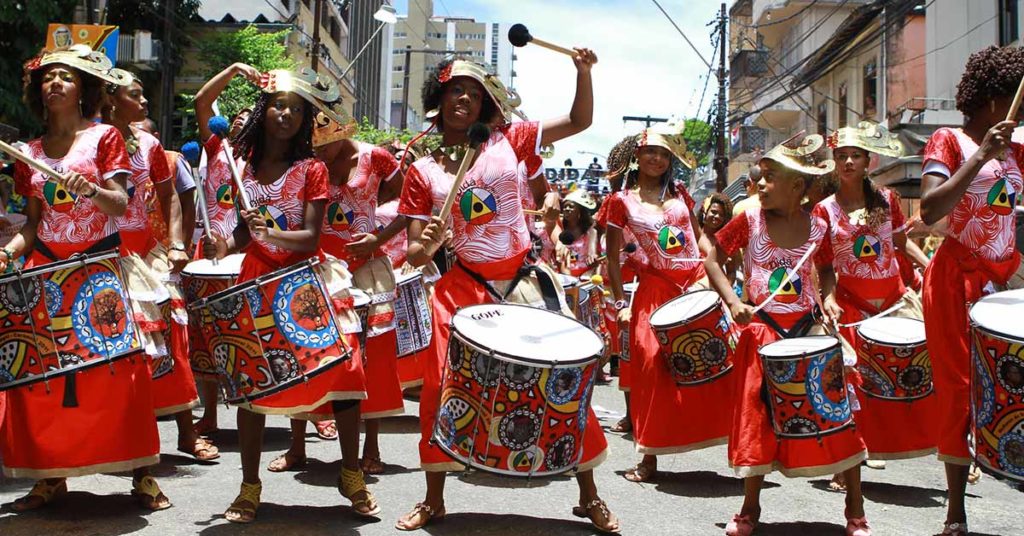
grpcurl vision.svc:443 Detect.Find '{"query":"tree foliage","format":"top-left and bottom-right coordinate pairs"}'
top-left (352, 118), bottom-right (439, 152)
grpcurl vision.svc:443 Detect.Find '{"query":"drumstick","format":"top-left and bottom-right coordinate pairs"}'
top-left (1007, 75), bottom-right (1024, 122)
top-left (182, 141), bottom-right (218, 266)
top-left (508, 24), bottom-right (577, 57)
top-left (837, 301), bottom-right (905, 329)
top-left (438, 123), bottom-right (491, 224)
top-left (751, 243), bottom-right (817, 315)
top-left (208, 117), bottom-right (252, 211)
top-left (0, 139), bottom-right (62, 182)
top-left (524, 209), bottom-right (545, 216)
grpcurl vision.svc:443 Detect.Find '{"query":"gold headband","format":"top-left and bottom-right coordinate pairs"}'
top-left (761, 133), bottom-right (835, 176)
top-left (427, 60), bottom-right (525, 122)
top-left (24, 44), bottom-right (132, 87)
top-left (828, 121), bottom-right (904, 158)
top-left (259, 69), bottom-right (350, 129)
top-left (638, 121), bottom-right (696, 169)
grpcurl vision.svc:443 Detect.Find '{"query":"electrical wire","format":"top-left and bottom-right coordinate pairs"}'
top-left (650, 0), bottom-right (713, 69)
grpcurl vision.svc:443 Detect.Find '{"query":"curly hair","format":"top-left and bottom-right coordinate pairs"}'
top-left (955, 45), bottom-right (1024, 118)
top-left (421, 58), bottom-right (500, 132)
top-left (699, 192), bottom-right (733, 228)
top-left (232, 91), bottom-right (315, 169)
top-left (23, 65), bottom-right (106, 121)
top-left (606, 134), bottom-right (639, 179)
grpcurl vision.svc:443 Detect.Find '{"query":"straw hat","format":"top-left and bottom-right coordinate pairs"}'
top-left (428, 60), bottom-right (525, 122)
top-left (827, 120), bottom-right (904, 158)
top-left (638, 120), bottom-right (698, 169)
top-left (23, 44), bottom-right (132, 87)
top-left (760, 133), bottom-right (835, 176)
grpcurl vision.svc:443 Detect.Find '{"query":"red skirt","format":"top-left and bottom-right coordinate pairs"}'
top-left (399, 349), bottom-right (425, 390)
top-left (361, 330), bottom-right (405, 418)
top-left (151, 307), bottom-right (200, 417)
top-left (604, 303), bottom-right (630, 392)
top-left (630, 270), bottom-right (734, 455)
top-left (729, 320), bottom-right (867, 477)
top-left (922, 238), bottom-right (1019, 465)
top-left (2, 353), bottom-right (161, 479)
top-left (419, 253), bottom-right (608, 472)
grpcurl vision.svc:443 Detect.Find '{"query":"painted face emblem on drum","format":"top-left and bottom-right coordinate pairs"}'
top-left (760, 336), bottom-right (853, 439)
top-left (856, 317), bottom-right (933, 401)
top-left (0, 277), bottom-right (40, 315)
top-left (434, 304), bottom-right (603, 477)
top-left (274, 268), bottom-right (338, 349)
top-left (650, 290), bottom-right (736, 386)
top-left (75, 272), bottom-right (134, 355)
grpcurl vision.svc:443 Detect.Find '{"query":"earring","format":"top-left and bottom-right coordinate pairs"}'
top-left (79, 99), bottom-right (83, 118)
top-left (991, 100), bottom-right (996, 114)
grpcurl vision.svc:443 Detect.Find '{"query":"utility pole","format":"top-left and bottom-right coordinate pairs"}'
top-left (311, 0), bottom-right (323, 72)
top-left (160, 0), bottom-right (174, 143)
top-left (401, 46), bottom-right (412, 130)
top-left (622, 115), bottom-right (668, 128)
top-left (714, 2), bottom-right (729, 192)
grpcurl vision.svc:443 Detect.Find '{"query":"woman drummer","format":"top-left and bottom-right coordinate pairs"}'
top-left (555, 189), bottom-right (600, 277)
top-left (396, 53), bottom-right (619, 533)
top-left (815, 122), bottom-right (935, 485)
top-left (919, 45), bottom-right (1024, 536)
top-left (697, 192), bottom-right (740, 291)
top-left (202, 69), bottom-right (378, 523)
top-left (2, 45), bottom-right (170, 511)
top-left (604, 124), bottom-right (734, 484)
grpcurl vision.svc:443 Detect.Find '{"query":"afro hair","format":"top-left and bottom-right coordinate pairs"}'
top-left (955, 45), bottom-right (1024, 118)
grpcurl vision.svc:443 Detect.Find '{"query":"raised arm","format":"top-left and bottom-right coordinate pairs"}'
top-left (196, 63), bottom-right (262, 142)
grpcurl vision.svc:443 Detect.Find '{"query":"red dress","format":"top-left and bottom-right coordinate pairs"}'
top-left (4, 124), bottom-right (160, 478)
top-left (921, 128), bottom-right (1023, 465)
top-left (813, 192), bottom-right (938, 460)
top-left (716, 209), bottom-right (867, 477)
top-left (200, 135), bottom-right (243, 241)
top-left (231, 158), bottom-right (364, 415)
top-left (377, 199), bottom-right (424, 390)
top-left (605, 190), bottom-right (730, 455)
top-left (399, 121), bottom-right (608, 472)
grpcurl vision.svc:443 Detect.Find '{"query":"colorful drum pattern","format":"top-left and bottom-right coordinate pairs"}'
top-left (970, 289), bottom-right (1024, 482)
top-left (855, 317), bottom-right (932, 400)
top-left (434, 304), bottom-right (603, 477)
top-left (0, 251), bottom-right (141, 390)
top-left (649, 290), bottom-right (737, 385)
top-left (394, 271), bottom-right (431, 358)
top-left (181, 254), bottom-right (243, 377)
top-left (761, 336), bottom-right (853, 439)
top-left (190, 259), bottom-right (351, 405)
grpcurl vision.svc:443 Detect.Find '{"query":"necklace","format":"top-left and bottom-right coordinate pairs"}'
top-left (438, 143), bottom-right (468, 162)
top-left (124, 132), bottom-right (139, 155)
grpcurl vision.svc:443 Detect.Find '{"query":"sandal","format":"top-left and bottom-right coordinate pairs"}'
top-left (576, 498), bottom-right (619, 534)
top-left (395, 502), bottom-right (446, 531)
top-left (360, 456), bottom-right (385, 475)
top-left (338, 466), bottom-right (381, 517)
top-left (941, 521), bottom-right (968, 535)
top-left (11, 479), bottom-right (67, 512)
top-left (267, 452), bottom-right (307, 472)
top-left (178, 437), bottom-right (221, 462)
top-left (828, 472), bottom-right (848, 493)
top-left (315, 420), bottom-right (338, 440)
top-left (967, 463), bottom-right (982, 485)
top-left (623, 462), bottom-right (656, 483)
top-left (225, 482), bottom-right (261, 524)
top-left (725, 513), bottom-right (757, 536)
top-left (609, 417), bottom-right (632, 434)
top-left (194, 419), bottom-right (219, 437)
top-left (846, 515), bottom-right (872, 536)
top-left (131, 475), bottom-right (172, 511)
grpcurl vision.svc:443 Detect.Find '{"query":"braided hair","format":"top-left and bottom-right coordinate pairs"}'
top-left (232, 91), bottom-right (315, 170)
top-left (956, 45), bottom-right (1024, 121)
top-left (606, 134), bottom-right (639, 179)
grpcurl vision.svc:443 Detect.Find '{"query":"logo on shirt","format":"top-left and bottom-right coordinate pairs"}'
top-left (657, 225), bottom-right (686, 255)
top-left (460, 187), bottom-right (497, 225)
top-left (988, 177), bottom-right (1017, 216)
top-left (216, 184), bottom-right (235, 209)
top-left (327, 202), bottom-right (355, 232)
top-left (853, 234), bottom-right (881, 262)
top-left (258, 205), bottom-right (288, 232)
top-left (43, 181), bottom-right (77, 213)
top-left (768, 267), bottom-right (801, 304)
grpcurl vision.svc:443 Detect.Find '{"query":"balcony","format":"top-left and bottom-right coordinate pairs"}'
top-left (730, 49), bottom-right (768, 87)
top-left (117, 31), bottom-right (162, 70)
top-left (749, 76), bottom-right (805, 129)
top-left (730, 125), bottom-right (767, 158)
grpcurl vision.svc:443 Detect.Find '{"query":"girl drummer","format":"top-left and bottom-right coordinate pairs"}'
top-left (815, 121), bottom-right (935, 483)
top-left (919, 45), bottom-right (1024, 536)
top-left (604, 124), bottom-right (733, 484)
top-left (555, 189), bottom-right (600, 278)
top-left (698, 192), bottom-right (740, 290)
top-left (396, 52), bottom-right (619, 533)
top-left (202, 69), bottom-right (378, 523)
top-left (3, 45), bottom-right (170, 511)
top-left (705, 135), bottom-right (872, 536)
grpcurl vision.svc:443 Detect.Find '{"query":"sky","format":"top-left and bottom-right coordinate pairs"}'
top-left (391, 0), bottom-right (724, 166)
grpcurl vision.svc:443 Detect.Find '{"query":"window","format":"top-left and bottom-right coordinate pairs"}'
top-left (863, 60), bottom-right (878, 119)
top-left (329, 19), bottom-right (341, 45)
top-left (817, 101), bottom-right (827, 135)
top-left (838, 83), bottom-right (848, 128)
top-left (1001, 0), bottom-right (1020, 46)
top-left (395, 31), bottom-right (407, 38)
top-left (281, 0), bottom-right (290, 10)
top-left (393, 65), bottom-right (404, 72)
top-left (393, 82), bottom-right (403, 89)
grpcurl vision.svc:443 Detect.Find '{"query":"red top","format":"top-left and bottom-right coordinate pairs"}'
top-left (813, 189), bottom-right (905, 281)
top-left (376, 198), bottom-right (407, 268)
top-left (14, 123), bottom-right (130, 259)
top-left (923, 127), bottom-right (1023, 261)
top-left (320, 142), bottom-right (398, 271)
top-left (118, 129), bottom-right (171, 255)
top-left (604, 189), bottom-right (700, 273)
top-left (202, 135), bottom-right (244, 239)
top-left (595, 196), bottom-right (649, 268)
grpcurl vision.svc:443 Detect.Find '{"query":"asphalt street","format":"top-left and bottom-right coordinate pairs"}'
top-left (0, 376), bottom-right (1021, 535)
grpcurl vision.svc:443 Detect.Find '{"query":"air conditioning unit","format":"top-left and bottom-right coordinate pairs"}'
top-left (117, 30), bottom-right (160, 69)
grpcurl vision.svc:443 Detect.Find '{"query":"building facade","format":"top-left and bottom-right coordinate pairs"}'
top-left (347, 0), bottom-right (393, 128)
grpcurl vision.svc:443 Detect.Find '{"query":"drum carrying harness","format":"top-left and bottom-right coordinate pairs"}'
top-left (456, 260), bottom-right (562, 313)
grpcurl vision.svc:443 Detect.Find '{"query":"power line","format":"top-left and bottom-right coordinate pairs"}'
top-left (650, 0), bottom-right (712, 70)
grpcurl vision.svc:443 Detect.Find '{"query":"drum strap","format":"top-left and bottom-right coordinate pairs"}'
top-left (455, 261), bottom-right (562, 312)
top-left (33, 233), bottom-right (122, 263)
top-left (753, 307), bottom-right (817, 339)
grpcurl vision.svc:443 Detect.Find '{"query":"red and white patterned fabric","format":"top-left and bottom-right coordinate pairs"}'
top-left (603, 189), bottom-right (701, 273)
top-left (813, 189), bottom-right (904, 280)
top-left (399, 122), bottom-right (541, 264)
top-left (240, 158), bottom-right (329, 264)
top-left (376, 198), bottom-right (407, 268)
top-left (923, 127), bottom-right (1023, 262)
top-left (716, 208), bottom-right (829, 315)
top-left (202, 135), bottom-right (244, 240)
top-left (564, 230), bottom-right (597, 277)
top-left (116, 130), bottom-right (170, 254)
top-left (14, 124), bottom-right (130, 258)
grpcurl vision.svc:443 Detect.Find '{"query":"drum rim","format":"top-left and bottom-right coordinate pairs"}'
top-left (0, 348), bottom-right (143, 392)
top-left (971, 455), bottom-right (1024, 483)
top-left (224, 348), bottom-right (352, 406)
top-left (856, 382), bottom-right (934, 402)
top-left (970, 321), bottom-right (1024, 346)
top-left (649, 289), bottom-right (721, 329)
top-left (431, 432), bottom-right (584, 478)
top-left (0, 249), bottom-right (121, 282)
top-left (181, 254), bottom-right (245, 278)
top-left (190, 257), bottom-right (320, 310)
top-left (856, 317), bottom-right (927, 347)
top-left (759, 335), bottom-right (839, 360)
top-left (772, 419), bottom-right (855, 440)
top-left (395, 271), bottom-right (423, 284)
top-left (450, 303), bottom-right (603, 368)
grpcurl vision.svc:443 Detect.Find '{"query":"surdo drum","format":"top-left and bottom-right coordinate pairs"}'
top-left (855, 317), bottom-right (933, 401)
top-left (180, 254), bottom-right (244, 377)
top-left (760, 336), bottom-right (853, 439)
top-left (649, 290), bottom-right (737, 385)
top-left (434, 303), bottom-right (603, 477)
top-left (394, 270), bottom-right (432, 358)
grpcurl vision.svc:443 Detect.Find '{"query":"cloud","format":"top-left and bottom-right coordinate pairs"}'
top-left (434, 0), bottom-right (723, 165)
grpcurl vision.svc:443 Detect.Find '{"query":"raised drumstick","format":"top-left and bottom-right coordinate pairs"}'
top-left (508, 24), bottom-right (576, 57)
top-left (0, 139), bottom-right (63, 182)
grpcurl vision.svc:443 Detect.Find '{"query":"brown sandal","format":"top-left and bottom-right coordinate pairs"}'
top-left (12, 479), bottom-right (67, 512)
top-left (178, 437), bottom-right (220, 461)
top-left (225, 482), bottom-right (261, 524)
top-left (267, 452), bottom-right (306, 472)
top-left (623, 462), bottom-right (656, 483)
top-left (360, 456), bottom-right (385, 475)
top-left (609, 417), bottom-right (632, 433)
top-left (575, 499), bottom-right (620, 534)
top-left (395, 502), bottom-right (446, 531)
top-left (132, 476), bottom-right (172, 511)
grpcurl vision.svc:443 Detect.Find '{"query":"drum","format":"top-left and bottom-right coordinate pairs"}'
top-left (760, 336), bottom-right (852, 439)
top-left (349, 288), bottom-right (371, 352)
top-left (0, 250), bottom-right (142, 390)
top-left (189, 258), bottom-right (352, 405)
top-left (394, 270), bottom-right (432, 358)
top-left (559, 274), bottom-right (580, 318)
top-left (618, 282), bottom-right (639, 362)
top-left (649, 290), bottom-right (737, 385)
top-left (434, 303), bottom-right (604, 477)
top-left (855, 317), bottom-right (932, 401)
top-left (969, 289), bottom-right (1024, 482)
top-left (180, 254), bottom-right (244, 377)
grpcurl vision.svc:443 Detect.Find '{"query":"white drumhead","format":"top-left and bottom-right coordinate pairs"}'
top-left (760, 335), bottom-right (838, 358)
top-left (395, 270), bottom-right (422, 285)
top-left (558, 274), bottom-right (577, 289)
top-left (452, 304), bottom-right (602, 365)
top-left (623, 282), bottom-right (638, 293)
top-left (857, 317), bottom-right (925, 344)
top-left (649, 290), bottom-right (720, 328)
top-left (971, 288), bottom-right (1024, 340)
top-left (182, 253), bottom-right (244, 277)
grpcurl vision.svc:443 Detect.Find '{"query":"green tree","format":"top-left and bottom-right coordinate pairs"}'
top-left (0, 0), bottom-right (78, 135)
top-left (675, 117), bottom-right (714, 188)
top-left (352, 117), bottom-right (439, 151)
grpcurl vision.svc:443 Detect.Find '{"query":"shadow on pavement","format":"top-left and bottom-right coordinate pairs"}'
top-left (0, 491), bottom-right (150, 535)
top-left (649, 470), bottom-right (779, 498)
top-left (378, 415), bottom-right (421, 435)
top-left (808, 478), bottom-right (947, 508)
top-left (195, 502), bottom-right (376, 534)
top-left (710, 520), bottom-right (845, 535)
top-left (454, 469), bottom-right (560, 489)
top-left (421, 512), bottom-right (593, 535)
